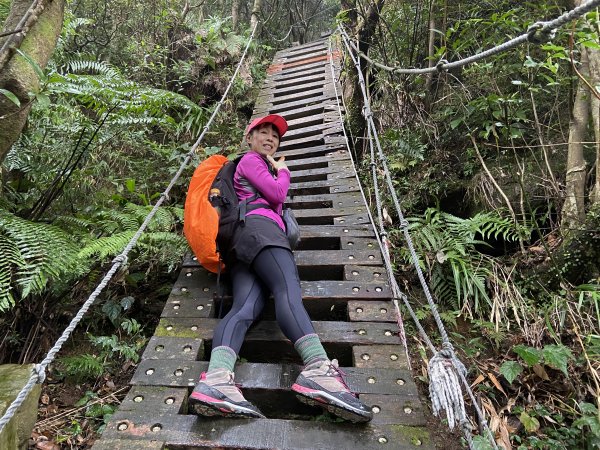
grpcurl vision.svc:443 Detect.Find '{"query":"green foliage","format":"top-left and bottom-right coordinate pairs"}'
top-left (0, 209), bottom-right (80, 310)
top-left (499, 360), bottom-right (522, 384)
top-left (0, 0), bottom-right (10, 24)
top-left (78, 202), bottom-right (188, 271)
top-left (511, 343), bottom-right (572, 375)
top-left (59, 354), bottom-right (104, 382)
top-left (397, 207), bottom-right (525, 315)
top-left (381, 128), bottom-right (427, 171)
top-left (74, 391), bottom-right (116, 434)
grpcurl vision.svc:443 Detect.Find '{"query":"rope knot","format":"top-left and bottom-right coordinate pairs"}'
top-left (435, 59), bottom-right (448, 72)
top-left (34, 364), bottom-right (46, 384)
top-left (112, 254), bottom-right (128, 266)
top-left (361, 106), bottom-right (373, 119)
top-left (527, 21), bottom-right (556, 44)
top-left (398, 219), bottom-right (409, 230)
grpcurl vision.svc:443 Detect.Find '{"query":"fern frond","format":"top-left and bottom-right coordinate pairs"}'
top-left (0, 209), bottom-right (80, 303)
top-left (64, 59), bottom-right (121, 79)
top-left (0, 232), bottom-right (24, 310)
top-left (79, 231), bottom-right (135, 260)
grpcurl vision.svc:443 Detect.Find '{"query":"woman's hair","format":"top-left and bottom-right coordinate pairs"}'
top-left (248, 122), bottom-right (280, 139)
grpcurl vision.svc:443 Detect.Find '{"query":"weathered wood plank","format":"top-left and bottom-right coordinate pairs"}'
top-left (92, 439), bottom-right (165, 450)
top-left (340, 237), bottom-right (379, 250)
top-left (119, 386), bottom-right (188, 414)
top-left (352, 345), bottom-right (409, 369)
top-left (283, 122), bottom-right (341, 141)
top-left (141, 336), bottom-right (204, 361)
top-left (288, 194), bottom-right (362, 209)
top-left (295, 249), bottom-right (381, 265)
top-left (131, 361), bottom-right (416, 397)
top-left (294, 206), bottom-right (368, 221)
top-left (260, 73), bottom-right (331, 95)
top-left (255, 93), bottom-right (339, 115)
top-left (301, 280), bottom-right (390, 299)
top-left (290, 165), bottom-right (355, 178)
top-left (278, 134), bottom-right (324, 150)
top-left (285, 153), bottom-right (350, 171)
top-left (266, 67), bottom-right (326, 84)
top-left (334, 214), bottom-right (372, 225)
top-left (257, 87), bottom-right (323, 105)
top-left (277, 144), bottom-right (347, 159)
top-left (344, 265), bottom-right (387, 282)
top-left (252, 103), bottom-right (325, 122)
top-left (155, 318), bottom-right (401, 346)
top-left (298, 225), bottom-right (375, 238)
top-left (277, 49), bottom-right (329, 65)
top-left (261, 79), bottom-right (328, 98)
top-left (100, 414), bottom-right (433, 450)
top-left (347, 301), bottom-right (397, 323)
top-left (289, 180), bottom-right (360, 196)
top-left (360, 394), bottom-right (427, 426)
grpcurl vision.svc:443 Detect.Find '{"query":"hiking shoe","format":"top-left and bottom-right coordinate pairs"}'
top-left (292, 359), bottom-right (373, 423)
top-left (189, 368), bottom-right (265, 418)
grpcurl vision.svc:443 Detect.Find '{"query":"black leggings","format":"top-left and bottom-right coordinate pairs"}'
top-left (212, 246), bottom-right (315, 353)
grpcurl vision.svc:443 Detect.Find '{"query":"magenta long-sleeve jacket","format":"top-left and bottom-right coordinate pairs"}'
top-left (233, 151), bottom-right (290, 231)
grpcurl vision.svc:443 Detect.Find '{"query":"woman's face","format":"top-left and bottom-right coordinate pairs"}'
top-left (246, 123), bottom-right (280, 157)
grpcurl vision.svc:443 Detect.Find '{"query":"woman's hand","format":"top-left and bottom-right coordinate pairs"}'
top-left (267, 154), bottom-right (288, 172)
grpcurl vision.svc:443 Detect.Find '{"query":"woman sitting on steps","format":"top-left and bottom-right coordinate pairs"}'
top-left (188, 114), bottom-right (373, 423)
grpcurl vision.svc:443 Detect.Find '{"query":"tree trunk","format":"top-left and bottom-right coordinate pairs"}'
top-left (533, 203), bottom-right (600, 291)
top-left (588, 45), bottom-right (600, 205)
top-left (0, 0), bottom-right (65, 167)
top-left (562, 49), bottom-right (589, 229)
top-left (250, 0), bottom-right (263, 32)
top-left (424, 0), bottom-right (436, 108)
top-left (339, 0), bottom-right (385, 162)
top-left (232, 0), bottom-right (240, 32)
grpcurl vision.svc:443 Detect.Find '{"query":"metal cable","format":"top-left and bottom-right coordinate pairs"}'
top-left (0, 21), bottom-right (259, 434)
top-left (341, 0), bottom-right (600, 75)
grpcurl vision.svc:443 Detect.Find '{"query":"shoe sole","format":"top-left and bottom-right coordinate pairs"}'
top-left (291, 385), bottom-right (373, 423)
top-left (189, 394), bottom-right (265, 419)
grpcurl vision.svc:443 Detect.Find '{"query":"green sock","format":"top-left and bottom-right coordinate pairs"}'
top-left (294, 333), bottom-right (328, 365)
top-left (208, 346), bottom-right (237, 372)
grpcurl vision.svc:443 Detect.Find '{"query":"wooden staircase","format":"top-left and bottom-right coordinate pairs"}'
top-left (92, 34), bottom-right (433, 450)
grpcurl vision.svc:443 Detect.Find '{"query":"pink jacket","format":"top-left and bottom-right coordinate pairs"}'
top-left (233, 151), bottom-right (290, 231)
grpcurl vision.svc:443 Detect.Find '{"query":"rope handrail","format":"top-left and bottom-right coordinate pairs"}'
top-left (337, 28), bottom-right (500, 449)
top-left (0, 21), bottom-right (259, 435)
top-left (342, 0), bottom-right (600, 75)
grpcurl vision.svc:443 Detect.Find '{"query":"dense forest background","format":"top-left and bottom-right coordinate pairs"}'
top-left (1, 0), bottom-right (599, 448)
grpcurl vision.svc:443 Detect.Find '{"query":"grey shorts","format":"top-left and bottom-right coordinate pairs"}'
top-left (228, 215), bottom-right (291, 266)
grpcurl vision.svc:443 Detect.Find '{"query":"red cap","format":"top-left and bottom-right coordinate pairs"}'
top-left (246, 114), bottom-right (288, 137)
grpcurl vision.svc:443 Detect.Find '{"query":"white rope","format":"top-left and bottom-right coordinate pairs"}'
top-left (0, 21), bottom-right (259, 434)
top-left (338, 29), bottom-right (499, 449)
top-left (342, 0), bottom-right (600, 75)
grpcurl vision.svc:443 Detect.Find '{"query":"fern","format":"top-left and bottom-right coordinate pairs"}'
top-left (397, 208), bottom-right (524, 316)
top-left (78, 202), bottom-right (185, 267)
top-left (59, 354), bottom-right (104, 381)
top-left (44, 60), bottom-right (200, 133)
top-left (79, 231), bottom-right (136, 260)
top-left (0, 209), bottom-right (80, 309)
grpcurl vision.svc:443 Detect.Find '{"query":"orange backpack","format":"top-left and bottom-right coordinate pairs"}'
top-left (184, 154), bottom-right (262, 273)
top-left (183, 155), bottom-right (228, 273)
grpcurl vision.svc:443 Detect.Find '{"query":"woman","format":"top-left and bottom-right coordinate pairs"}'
top-left (189, 114), bottom-right (372, 423)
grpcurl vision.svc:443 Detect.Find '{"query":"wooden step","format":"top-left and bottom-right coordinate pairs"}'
top-left (97, 413), bottom-right (433, 450)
